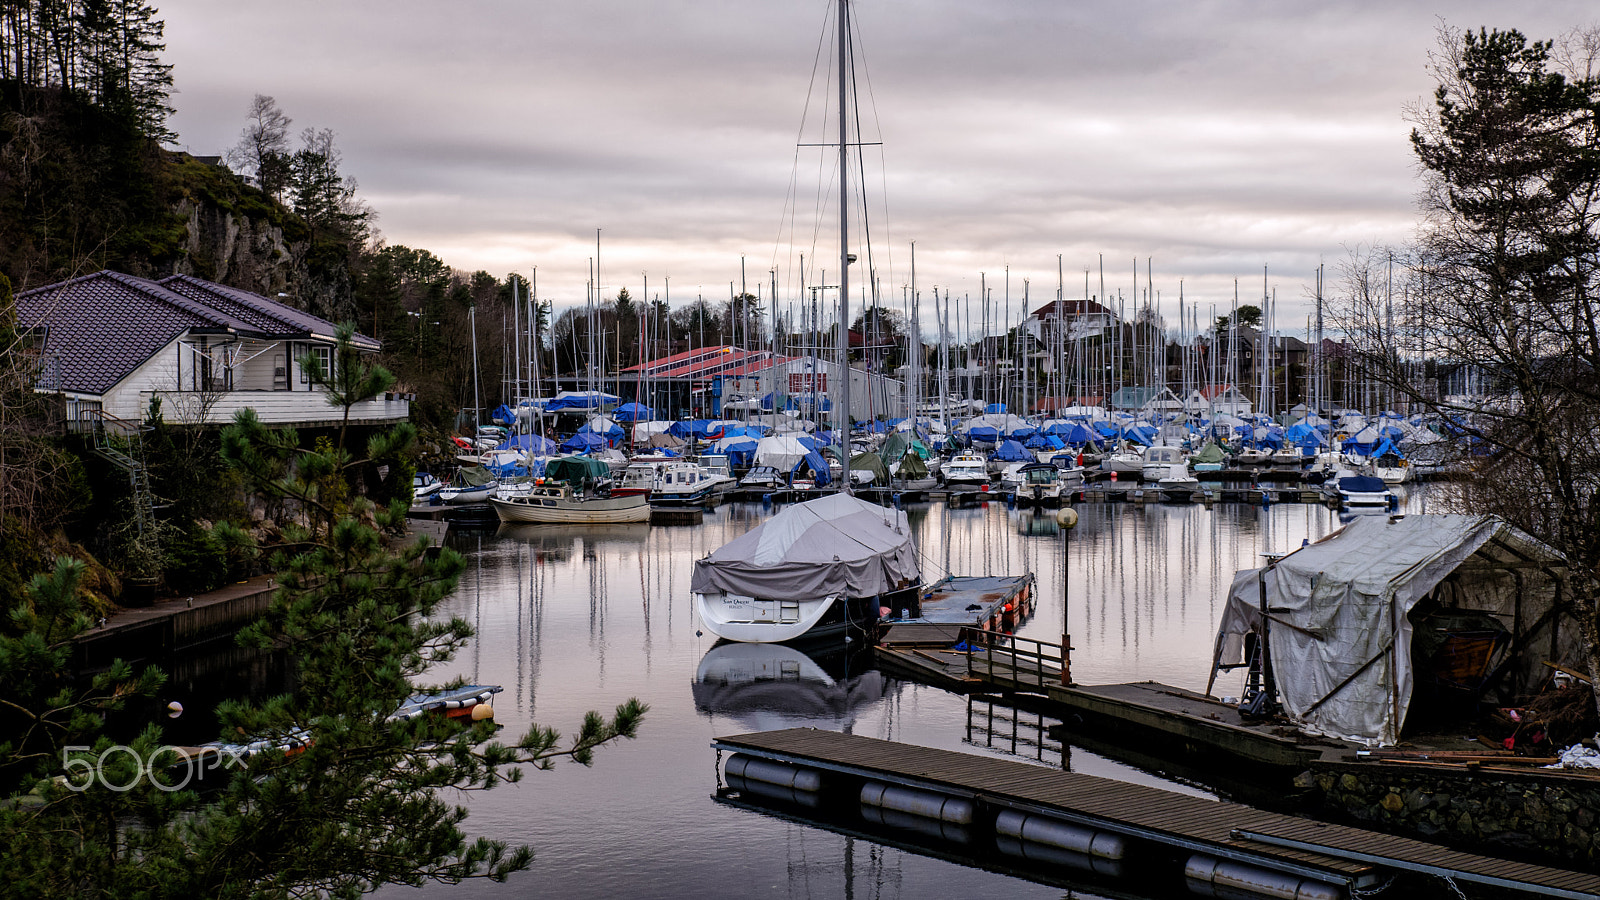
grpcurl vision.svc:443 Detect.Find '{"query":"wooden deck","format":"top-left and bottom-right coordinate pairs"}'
top-left (713, 728), bottom-right (1600, 899)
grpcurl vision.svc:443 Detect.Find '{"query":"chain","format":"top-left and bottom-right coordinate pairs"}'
top-left (715, 747), bottom-right (724, 789)
top-left (1438, 874), bottom-right (1469, 900)
top-left (1349, 876), bottom-right (1395, 899)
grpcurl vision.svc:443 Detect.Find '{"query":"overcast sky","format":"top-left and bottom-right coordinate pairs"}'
top-left (161, 1), bottom-right (1596, 338)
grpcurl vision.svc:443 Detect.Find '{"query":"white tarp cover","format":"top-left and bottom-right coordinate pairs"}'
top-left (755, 434), bottom-right (814, 472)
top-left (1214, 514), bottom-right (1564, 746)
top-left (690, 493), bottom-right (919, 600)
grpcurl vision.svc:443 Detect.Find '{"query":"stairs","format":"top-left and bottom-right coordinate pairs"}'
top-left (91, 412), bottom-right (154, 536)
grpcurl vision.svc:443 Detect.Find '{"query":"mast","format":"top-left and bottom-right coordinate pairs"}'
top-left (836, 0), bottom-right (852, 487)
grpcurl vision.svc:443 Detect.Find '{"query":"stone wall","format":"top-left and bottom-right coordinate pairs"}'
top-left (1304, 759), bottom-right (1600, 869)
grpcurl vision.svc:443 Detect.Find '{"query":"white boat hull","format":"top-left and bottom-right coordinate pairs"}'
top-left (489, 493), bottom-right (651, 524)
top-left (695, 591), bottom-right (854, 644)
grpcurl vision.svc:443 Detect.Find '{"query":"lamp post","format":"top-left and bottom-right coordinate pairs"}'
top-left (1055, 505), bottom-right (1078, 685)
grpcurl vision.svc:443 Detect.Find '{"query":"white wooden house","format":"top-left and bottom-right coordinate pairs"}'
top-left (17, 270), bottom-right (409, 430)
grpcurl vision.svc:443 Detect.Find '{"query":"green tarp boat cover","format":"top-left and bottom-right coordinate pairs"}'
top-left (545, 455), bottom-right (611, 486)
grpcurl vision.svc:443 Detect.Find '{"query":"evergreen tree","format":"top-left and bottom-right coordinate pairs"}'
top-left (0, 406), bottom-right (646, 897)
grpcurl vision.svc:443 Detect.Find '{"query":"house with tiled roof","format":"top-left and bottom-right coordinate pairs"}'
top-left (16, 270), bottom-right (409, 429)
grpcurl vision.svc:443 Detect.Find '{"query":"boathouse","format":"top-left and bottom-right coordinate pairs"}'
top-left (1211, 514), bottom-right (1575, 746)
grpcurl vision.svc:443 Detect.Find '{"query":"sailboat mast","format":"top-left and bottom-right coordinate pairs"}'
top-left (837, 0), bottom-right (852, 481)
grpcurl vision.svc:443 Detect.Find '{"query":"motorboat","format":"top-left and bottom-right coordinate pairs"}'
top-left (488, 482), bottom-right (650, 524)
top-left (997, 462), bottom-right (1028, 496)
top-left (691, 493), bottom-right (920, 645)
top-left (412, 471), bottom-right (444, 501)
top-left (1270, 446), bottom-right (1303, 466)
top-left (942, 452), bottom-right (990, 489)
top-left (738, 465), bottom-right (786, 492)
top-left (1189, 441), bottom-right (1227, 473)
top-left (1140, 444), bottom-right (1188, 483)
top-left (1336, 473), bottom-right (1396, 509)
top-left (1235, 446), bottom-right (1273, 466)
top-left (1372, 451), bottom-right (1412, 484)
top-left (1014, 461), bottom-right (1063, 506)
top-left (1156, 464), bottom-right (1201, 502)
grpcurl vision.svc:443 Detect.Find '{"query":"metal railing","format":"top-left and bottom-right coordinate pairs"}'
top-left (88, 409), bottom-right (154, 536)
top-left (960, 627), bottom-right (1068, 694)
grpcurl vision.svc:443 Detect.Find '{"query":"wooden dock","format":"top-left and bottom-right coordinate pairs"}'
top-left (876, 630), bottom-right (1345, 770)
top-left (713, 728), bottom-right (1600, 900)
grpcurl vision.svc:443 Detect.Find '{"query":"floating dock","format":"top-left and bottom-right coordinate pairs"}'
top-left (712, 728), bottom-right (1600, 900)
top-left (878, 574), bottom-right (1033, 641)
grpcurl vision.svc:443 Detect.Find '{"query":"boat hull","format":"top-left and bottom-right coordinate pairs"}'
top-left (488, 493), bottom-right (651, 524)
top-left (695, 591), bottom-right (881, 645)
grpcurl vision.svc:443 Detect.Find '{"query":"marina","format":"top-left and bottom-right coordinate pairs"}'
top-left (383, 486), bottom-right (1599, 899)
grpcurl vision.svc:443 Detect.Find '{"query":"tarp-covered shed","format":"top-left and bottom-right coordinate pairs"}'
top-left (1211, 514), bottom-right (1573, 746)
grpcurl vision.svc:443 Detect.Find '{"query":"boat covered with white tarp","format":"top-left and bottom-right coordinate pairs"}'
top-left (691, 493), bottom-right (920, 644)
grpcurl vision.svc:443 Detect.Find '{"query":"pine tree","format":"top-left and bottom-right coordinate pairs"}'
top-left (0, 391), bottom-right (645, 896)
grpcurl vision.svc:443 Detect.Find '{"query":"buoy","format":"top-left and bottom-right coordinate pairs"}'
top-left (1109, 471), bottom-right (1117, 481)
top-left (470, 703), bottom-right (495, 721)
top-left (166, 701), bottom-right (183, 718)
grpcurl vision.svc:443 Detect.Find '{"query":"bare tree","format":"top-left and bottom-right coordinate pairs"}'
top-left (1336, 25), bottom-right (1600, 708)
top-left (226, 93), bottom-right (293, 200)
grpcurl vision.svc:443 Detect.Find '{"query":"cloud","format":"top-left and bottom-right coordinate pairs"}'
top-left (161, 0), bottom-right (1598, 331)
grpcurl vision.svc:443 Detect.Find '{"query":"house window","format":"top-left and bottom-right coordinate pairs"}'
top-left (308, 345), bottom-right (333, 383)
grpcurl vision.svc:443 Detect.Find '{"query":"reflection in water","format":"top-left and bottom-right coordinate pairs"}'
top-left (692, 641), bottom-right (891, 732)
top-left (405, 489), bottom-right (1440, 900)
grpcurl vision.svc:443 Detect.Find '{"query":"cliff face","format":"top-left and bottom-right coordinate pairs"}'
top-left (171, 198), bottom-right (303, 297)
top-left (161, 155), bottom-right (359, 324)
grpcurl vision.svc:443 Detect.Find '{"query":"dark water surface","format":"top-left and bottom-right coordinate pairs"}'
top-left (395, 492), bottom-right (1423, 899)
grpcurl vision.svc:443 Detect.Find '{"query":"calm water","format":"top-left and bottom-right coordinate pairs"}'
top-left (395, 490), bottom-right (1426, 899)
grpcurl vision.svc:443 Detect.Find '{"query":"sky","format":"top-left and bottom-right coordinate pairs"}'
top-left (159, 1), bottom-right (1598, 340)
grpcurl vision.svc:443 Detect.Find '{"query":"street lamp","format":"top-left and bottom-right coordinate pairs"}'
top-left (1055, 505), bottom-right (1078, 685)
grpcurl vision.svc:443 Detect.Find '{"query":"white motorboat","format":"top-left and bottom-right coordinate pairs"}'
top-left (997, 462), bottom-right (1028, 496)
top-left (1140, 444), bottom-right (1187, 483)
top-left (1014, 461), bottom-right (1063, 506)
top-left (412, 471), bottom-right (444, 501)
top-left (691, 493), bottom-right (920, 645)
top-left (1335, 473), bottom-right (1396, 509)
top-left (1156, 464), bottom-right (1201, 502)
top-left (1372, 451), bottom-right (1412, 484)
top-left (487, 483), bottom-right (650, 524)
top-left (614, 458), bottom-right (718, 506)
top-left (942, 452), bottom-right (990, 489)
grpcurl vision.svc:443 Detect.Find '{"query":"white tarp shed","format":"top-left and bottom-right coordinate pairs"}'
top-left (1212, 514), bottom-right (1571, 747)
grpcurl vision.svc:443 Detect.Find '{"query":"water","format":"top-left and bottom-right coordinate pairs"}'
top-left (397, 493), bottom-right (1416, 899)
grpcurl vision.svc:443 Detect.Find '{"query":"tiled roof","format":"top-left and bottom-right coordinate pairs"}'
top-left (14, 270), bottom-right (373, 397)
top-left (158, 275), bottom-right (376, 348)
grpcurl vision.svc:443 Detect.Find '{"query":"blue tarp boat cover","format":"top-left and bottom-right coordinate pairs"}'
top-left (995, 440), bottom-right (1033, 462)
top-left (496, 434), bottom-right (558, 455)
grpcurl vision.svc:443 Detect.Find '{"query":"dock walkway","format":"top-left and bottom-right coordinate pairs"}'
top-left (713, 728), bottom-right (1600, 900)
